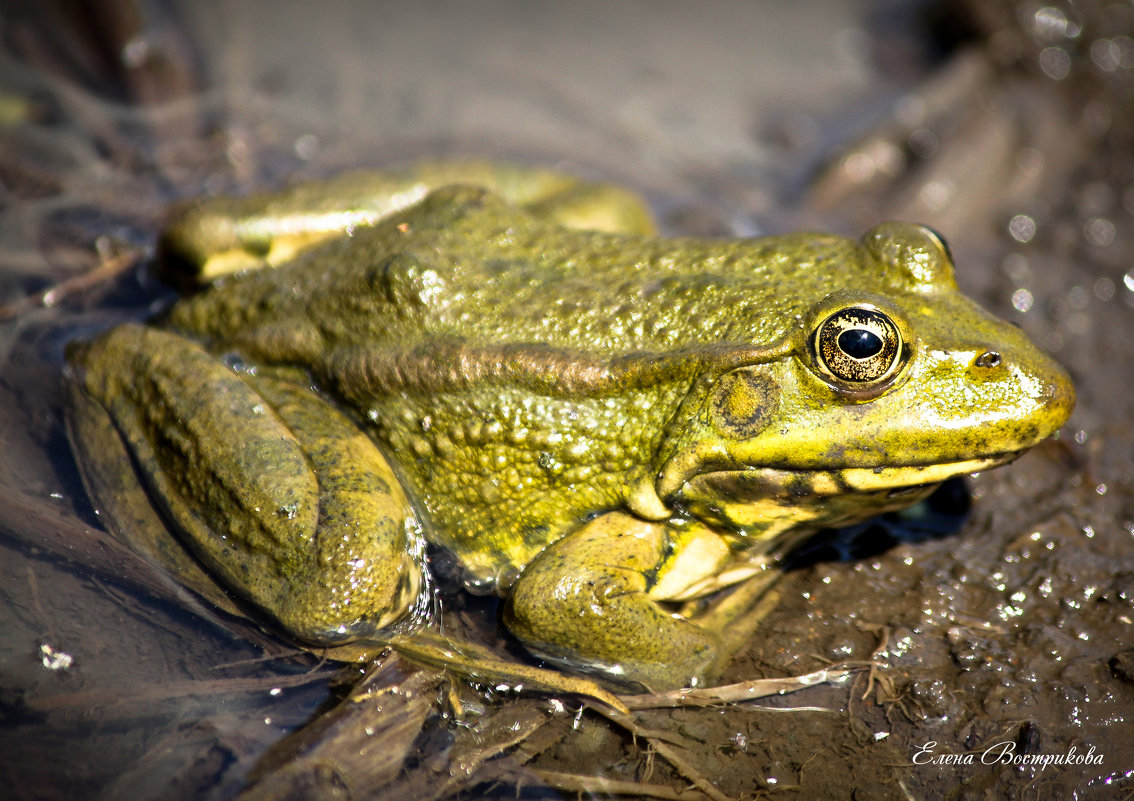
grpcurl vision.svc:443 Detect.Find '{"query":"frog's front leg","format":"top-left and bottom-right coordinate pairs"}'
top-left (66, 324), bottom-right (421, 644)
top-left (505, 512), bottom-right (774, 692)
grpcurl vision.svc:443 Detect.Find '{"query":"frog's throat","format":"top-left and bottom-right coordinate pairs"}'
top-left (659, 451), bottom-right (1020, 503)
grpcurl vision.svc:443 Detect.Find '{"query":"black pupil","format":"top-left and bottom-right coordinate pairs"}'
top-left (838, 328), bottom-right (883, 359)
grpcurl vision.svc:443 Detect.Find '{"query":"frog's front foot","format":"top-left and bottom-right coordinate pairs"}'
top-left (505, 513), bottom-right (766, 692)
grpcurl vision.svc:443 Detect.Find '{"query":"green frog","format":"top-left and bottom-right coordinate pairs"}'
top-left (65, 163), bottom-right (1075, 691)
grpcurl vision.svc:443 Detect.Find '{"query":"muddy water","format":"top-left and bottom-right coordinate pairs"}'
top-left (1, 1), bottom-right (1131, 799)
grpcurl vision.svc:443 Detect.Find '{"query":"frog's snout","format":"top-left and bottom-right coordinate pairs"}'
top-left (960, 339), bottom-right (1075, 444)
top-left (1042, 370), bottom-right (1077, 423)
top-left (1035, 353), bottom-right (1076, 423)
top-left (1009, 348), bottom-right (1076, 434)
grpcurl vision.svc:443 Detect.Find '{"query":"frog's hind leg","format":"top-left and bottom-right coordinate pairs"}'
top-left (65, 349), bottom-right (246, 615)
top-left (66, 324), bottom-right (423, 645)
top-left (160, 162), bottom-right (656, 283)
top-left (248, 373), bottom-right (427, 641)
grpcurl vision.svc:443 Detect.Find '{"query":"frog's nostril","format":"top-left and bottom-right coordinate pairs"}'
top-left (974, 351), bottom-right (1002, 369)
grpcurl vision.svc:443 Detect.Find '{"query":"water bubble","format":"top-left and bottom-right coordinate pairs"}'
top-left (1091, 39), bottom-right (1122, 72)
top-left (1032, 6), bottom-right (1072, 41)
top-left (1067, 286), bottom-right (1090, 309)
top-left (918, 179), bottom-right (955, 211)
top-left (1039, 47), bottom-right (1072, 80)
top-left (1084, 217), bottom-right (1116, 247)
top-left (1002, 253), bottom-right (1031, 282)
top-left (1012, 288), bottom-right (1034, 313)
top-left (1008, 214), bottom-right (1037, 243)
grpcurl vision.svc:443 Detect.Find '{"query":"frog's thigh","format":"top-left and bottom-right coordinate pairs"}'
top-left (248, 374), bottom-right (423, 640)
top-left (517, 178), bottom-right (656, 235)
top-left (66, 353), bottom-right (245, 612)
top-left (504, 513), bottom-right (723, 692)
top-left (161, 162), bottom-right (656, 282)
top-left (341, 162), bottom-right (657, 235)
top-left (68, 324), bottom-right (419, 644)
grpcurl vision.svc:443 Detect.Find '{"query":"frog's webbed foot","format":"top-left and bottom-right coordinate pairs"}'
top-left (66, 323), bottom-right (423, 644)
top-left (504, 512), bottom-right (781, 692)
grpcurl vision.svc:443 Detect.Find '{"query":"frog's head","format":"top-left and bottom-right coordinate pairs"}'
top-left (656, 223), bottom-right (1075, 540)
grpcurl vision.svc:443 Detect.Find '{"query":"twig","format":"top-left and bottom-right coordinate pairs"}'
top-left (514, 768), bottom-right (717, 800)
top-left (621, 665), bottom-right (863, 710)
top-left (0, 241), bottom-right (141, 322)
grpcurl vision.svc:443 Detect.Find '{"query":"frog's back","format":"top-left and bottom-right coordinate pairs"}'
top-left (167, 185), bottom-right (860, 366)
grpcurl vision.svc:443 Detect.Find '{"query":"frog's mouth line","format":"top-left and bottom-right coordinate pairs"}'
top-left (692, 450), bottom-right (1024, 501)
top-left (799, 451), bottom-right (1022, 496)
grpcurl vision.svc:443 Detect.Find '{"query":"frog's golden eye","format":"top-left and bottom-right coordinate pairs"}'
top-left (812, 307), bottom-right (902, 386)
